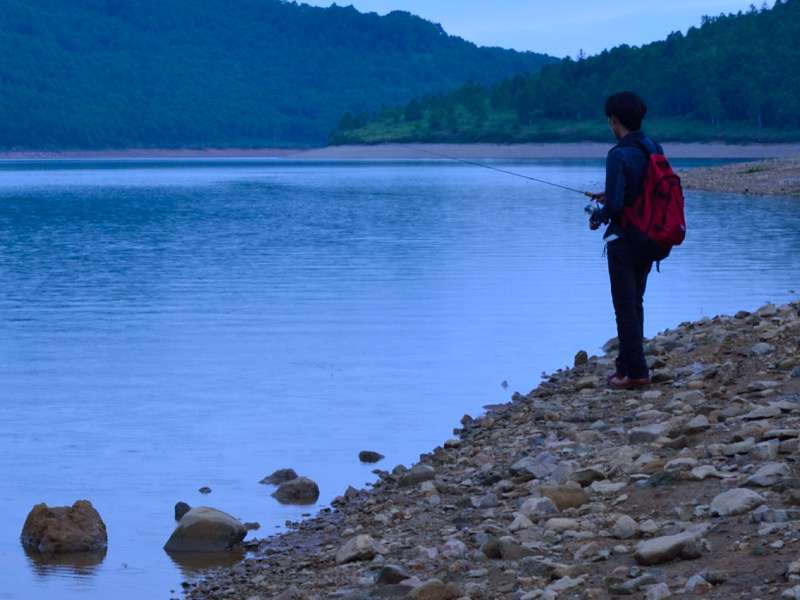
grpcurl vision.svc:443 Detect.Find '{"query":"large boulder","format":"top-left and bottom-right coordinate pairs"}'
top-left (163, 507), bottom-right (246, 553)
top-left (20, 500), bottom-right (108, 554)
top-left (271, 476), bottom-right (320, 505)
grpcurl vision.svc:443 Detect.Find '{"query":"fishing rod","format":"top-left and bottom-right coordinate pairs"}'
top-left (404, 144), bottom-right (599, 200)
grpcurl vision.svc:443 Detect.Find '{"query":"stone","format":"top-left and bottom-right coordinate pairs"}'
top-left (509, 514), bottom-right (534, 531)
top-left (163, 506), bottom-right (246, 552)
top-left (519, 556), bottom-right (561, 578)
top-left (685, 573), bottom-right (712, 593)
top-left (441, 538), bottom-right (468, 558)
top-left (398, 464), bottom-right (436, 487)
top-left (611, 515), bottom-right (639, 539)
top-left (571, 465), bottom-right (606, 486)
top-left (629, 424), bottom-right (668, 444)
top-left (539, 484), bottom-right (590, 510)
top-left (646, 582), bottom-right (671, 600)
top-left (746, 462), bottom-right (792, 487)
top-left (608, 573), bottom-right (658, 595)
top-left (709, 488), bottom-right (765, 516)
top-left (478, 535), bottom-right (501, 559)
top-left (406, 578), bottom-right (456, 600)
top-left (683, 414), bottom-right (710, 434)
top-left (633, 532), bottom-right (697, 565)
top-left (519, 496), bottom-right (560, 519)
top-left (497, 536), bottom-right (530, 560)
top-left (743, 405), bottom-right (782, 420)
top-left (590, 480), bottom-right (627, 495)
top-left (510, 453), bottom-right (557, 479)
top-left (748, 342), bottom-right (774, 356)
top-left (260, 468), bottom-right (299, 485)
top-left (335, 534), bottom-right (387, 564)
top-left (174, 501), bottom-right (191, 521)
top-left (376, 564), bottom-right (410, 584)
top-left (547, 576), bottom-right (585, 593)
top-left (273, 585), bottom-right (304, 600)
top-left (545, 518), bottom-right (580, 533)
top-left (358, 450), bottom-right (385, 463)
top-left (722, 438), bottom-right (756, 456)
top-left (20, 500), bottom-right (108, 554)
top-left (271, 476), bottom-right (320, 504)
top-left (783, 585), bottom-right (800, 600)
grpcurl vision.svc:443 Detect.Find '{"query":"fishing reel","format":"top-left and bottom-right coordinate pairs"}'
top-left (584, 192), bottom-right (606, 227)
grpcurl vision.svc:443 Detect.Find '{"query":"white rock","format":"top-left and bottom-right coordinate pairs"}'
top-left (747, 462), bottom-right (791, 487)
top-left (611, 515), bottom-right (639, 539)
top-left (638, 519), bottom-right (660, 536)
top-left (590, 480), bottom-right (627, 494)
top-left (440, 538), bottom-right (468, 558)
top-left (646, 582), bottom-right (671, 600)
top-left (546, 576), bottom-right (584, 592)
top-left (709, 488), bottom-right (765, 516)
top-left (690, 465), bottom-right (735, 480)
top-left (782, 585), bottom-right (800, 600)
top-left (545, 518), bottom-right (579, 533)
top-left (509, 514), bottom-right (534, 532)
top-left (633, 531), bottom-right (697, 565)
top-left (685, 573), bottom-right (711, 593)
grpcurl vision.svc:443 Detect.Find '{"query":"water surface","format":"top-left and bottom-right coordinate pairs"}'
top-left (1, 158), bottom-right (798, 599)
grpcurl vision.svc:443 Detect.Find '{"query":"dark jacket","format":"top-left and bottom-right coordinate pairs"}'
top-left (595, 131), bottom-right (661, 242)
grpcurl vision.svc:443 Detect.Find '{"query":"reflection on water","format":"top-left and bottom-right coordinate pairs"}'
top-left (165, 550), bottom-right (246, 577)
top-left (0, 158), bottom-right (799, 599)
top-left (24, 547), bottom-right (107, 576)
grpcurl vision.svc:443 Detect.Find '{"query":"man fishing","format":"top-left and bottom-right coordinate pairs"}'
top-left (588, 91), bottom-right (660, 389)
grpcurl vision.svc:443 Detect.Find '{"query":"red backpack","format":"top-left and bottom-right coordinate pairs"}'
top-left (619, 138), bottom-right (686, 261)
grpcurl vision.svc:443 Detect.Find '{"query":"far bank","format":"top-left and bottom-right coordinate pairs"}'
top-left (2, 142), bottom-right (800, 161)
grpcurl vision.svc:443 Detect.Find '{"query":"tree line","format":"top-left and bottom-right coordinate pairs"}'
top-left (331, 0), bottom-right (800, 144)
top-left (0, 0), bottom-right (555, 149)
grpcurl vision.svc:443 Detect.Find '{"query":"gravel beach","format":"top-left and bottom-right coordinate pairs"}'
top-left (677, 157), bottom-right (800, 196)
top-left (179, 300), bottom-right (800, 600)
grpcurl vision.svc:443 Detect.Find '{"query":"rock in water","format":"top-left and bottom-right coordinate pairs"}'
top-left (21, 500), bottom-right (108, 554)
top-left (260, 468), bottom-right (299, 485)
top-left (358, 450), bottom-right (385, 463)
top-left (163, 506), bottom-right (246, 552)
top-left (271, 476), bottom-right (320, 504)
top-left (174, 501), bottom-right (191, 521)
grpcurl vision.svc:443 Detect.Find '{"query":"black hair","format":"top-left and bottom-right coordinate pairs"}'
top-left (605, 91), bottom-right (647, 131)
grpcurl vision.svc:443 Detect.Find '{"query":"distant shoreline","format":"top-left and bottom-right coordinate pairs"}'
top-left (2, 142), bottom-right (800, 161)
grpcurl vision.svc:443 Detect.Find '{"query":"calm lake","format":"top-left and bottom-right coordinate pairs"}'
top-left (1, 158), bottom-right (798, 599)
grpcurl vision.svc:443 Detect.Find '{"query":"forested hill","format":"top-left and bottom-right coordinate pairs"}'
top-left (332, 0), bottom-right (800, 145)
top-left (0, 0), bottom-right (555, 149)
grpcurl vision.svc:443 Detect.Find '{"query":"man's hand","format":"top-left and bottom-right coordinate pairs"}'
top-left (586, 191), bottom-right (605, 203)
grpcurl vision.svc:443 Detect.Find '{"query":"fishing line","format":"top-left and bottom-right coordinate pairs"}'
top-left (404, 145), bottom-right (592, 196)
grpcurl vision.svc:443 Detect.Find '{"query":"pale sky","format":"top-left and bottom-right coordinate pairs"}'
top-left (302, 0), bottom-right (765, 57)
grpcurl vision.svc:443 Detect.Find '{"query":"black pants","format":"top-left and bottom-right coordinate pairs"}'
top-left (607, 237), bottom-right (652, 379)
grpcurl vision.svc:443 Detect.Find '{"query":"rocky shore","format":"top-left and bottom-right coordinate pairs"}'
top-left (678, 157), bottom-right (800, 196)
top-left (179, 300), bottom-right (800, 600)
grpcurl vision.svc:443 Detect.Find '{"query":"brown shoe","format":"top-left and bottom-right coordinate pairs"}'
top-left (609, 375), bottom-right (650, 389)
top-left (606, 370), bottom-right (621, 384)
